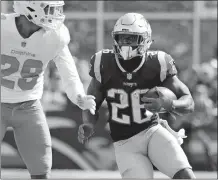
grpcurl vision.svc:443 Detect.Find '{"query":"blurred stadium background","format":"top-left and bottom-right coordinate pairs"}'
top-left (1, 1), bottom-right (217, 179)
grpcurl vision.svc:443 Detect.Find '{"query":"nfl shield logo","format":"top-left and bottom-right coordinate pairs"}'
top-left (127, 73), bottom-right (132, 80)
top-left (21, 41), bottom-right (26, 47)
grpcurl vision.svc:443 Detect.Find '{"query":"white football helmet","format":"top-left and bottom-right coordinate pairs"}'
top-left (112, 13), bottom-right (153, 60)
top-left (13, 1), bottom-right (65, 30)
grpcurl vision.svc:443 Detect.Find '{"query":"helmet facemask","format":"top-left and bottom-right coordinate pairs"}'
top-left (13, 1), bottom-right (65, 31)
top-left (112, 32), bottom-right (152, 60)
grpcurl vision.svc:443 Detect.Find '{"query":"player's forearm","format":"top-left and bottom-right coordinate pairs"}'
top-left (82, 78), bottom-right (104, 126)
top-left (64, 81), bottom-right (86, 105)
top-left (171, 95), bottom-right (195, 115)
top-left (54, 46), bottom-right (87, 106)
top-left (81, 94), bottom-right (102, 127)
top-left (82, 109), bottom-right (99, 127)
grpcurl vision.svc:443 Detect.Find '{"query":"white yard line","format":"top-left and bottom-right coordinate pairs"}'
top-left (1, 169), bottom-right (217, 179)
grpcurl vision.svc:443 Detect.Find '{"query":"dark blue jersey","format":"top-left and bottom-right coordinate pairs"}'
top-left (89, 49), bottom-right (177, 141)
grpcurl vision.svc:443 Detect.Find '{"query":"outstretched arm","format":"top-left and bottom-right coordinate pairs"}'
top-left (78, 78), bottom-right (105, 144)
top-left (53, 45), bottom-right (96, 114)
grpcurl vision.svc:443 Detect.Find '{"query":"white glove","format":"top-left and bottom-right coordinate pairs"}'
top-left (160, 119), bottom-right (187, 145)
top-left (76, 94), bottom-right (96, 115)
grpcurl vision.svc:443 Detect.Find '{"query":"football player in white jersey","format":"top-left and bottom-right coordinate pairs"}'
top-left (1, 1), bottom-right (96, 179)
top-left (78, 13), bottom-right (196, 179)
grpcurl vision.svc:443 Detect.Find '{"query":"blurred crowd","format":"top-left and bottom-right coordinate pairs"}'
top-left (175, 46), bottom-right (217, 171)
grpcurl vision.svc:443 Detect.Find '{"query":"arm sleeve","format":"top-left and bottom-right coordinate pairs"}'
top-left (165, 53), bottom-right (178, 77)
top-left (53, 45), bottom-right (85, 105)
top-left (158, 51), bottom-right (178, 82)
top-left (89, 54), bottom-right (96, 78)
top-left (88, 50), bottom-right (103, 83)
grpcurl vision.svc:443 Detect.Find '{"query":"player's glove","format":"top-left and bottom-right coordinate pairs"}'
top-left (141, 87), bottom-right (173, 113)
top-left (76, 94), bottom-right (96, 115)
top-left (160, 119), bottom-right (187, 145)
top-left (78, 123), bottom-right (95, 144)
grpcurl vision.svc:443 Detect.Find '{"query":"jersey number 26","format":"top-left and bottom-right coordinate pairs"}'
top-left (108, 89), bottom-right (153, 125)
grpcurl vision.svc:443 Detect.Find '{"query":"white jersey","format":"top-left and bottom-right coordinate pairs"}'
top-left (1, 13), bottom-right (85, 103)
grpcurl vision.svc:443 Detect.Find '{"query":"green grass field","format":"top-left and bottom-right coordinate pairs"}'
top-left (1, 169), bottom-right (217, 179)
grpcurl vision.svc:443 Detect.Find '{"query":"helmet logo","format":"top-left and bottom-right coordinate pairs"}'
top-left (122, 29), bottom-right (129, 32)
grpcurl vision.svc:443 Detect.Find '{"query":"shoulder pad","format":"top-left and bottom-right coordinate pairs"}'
top-left (89, 49), bottom-right (115, 83)
top-left (157, 51), bottom-right (178, 82)
top-left (53, 24), bottom-right (71, 55)
top-left (59, 24), bottom-right (70, 46)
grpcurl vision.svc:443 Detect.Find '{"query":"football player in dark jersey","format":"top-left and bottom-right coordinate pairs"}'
top-left (78, 13), bottom-right (195, 179)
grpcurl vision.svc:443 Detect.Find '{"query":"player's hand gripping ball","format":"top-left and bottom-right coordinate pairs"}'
top-left (141, 87), bottom-right (177, 113)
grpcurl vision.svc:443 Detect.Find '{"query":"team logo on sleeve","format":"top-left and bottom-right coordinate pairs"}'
top-left (169, 59), bottom-right (177, 74)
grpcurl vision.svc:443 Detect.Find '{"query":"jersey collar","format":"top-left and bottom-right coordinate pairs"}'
top-left (115, 54), bottom-right (146, 73)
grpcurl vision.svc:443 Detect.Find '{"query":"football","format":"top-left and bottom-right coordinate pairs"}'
top-left (144, 86), bottom-right (177, 100)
